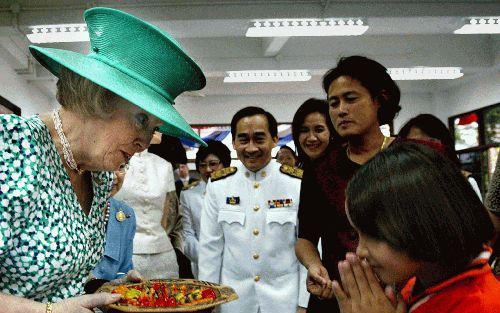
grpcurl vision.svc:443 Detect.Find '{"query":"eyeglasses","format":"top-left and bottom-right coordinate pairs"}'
top-left (199, 160), bottom-right (221, 169)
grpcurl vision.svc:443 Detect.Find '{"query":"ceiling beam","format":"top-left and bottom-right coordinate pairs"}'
top-left (0, 33), bottom-right (29, 68)
top-left (262, 37), bottom-right (289, 57)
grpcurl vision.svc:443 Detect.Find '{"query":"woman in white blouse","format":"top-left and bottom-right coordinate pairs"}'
top-left (180, 140), bottom-right (232, 277)
top-left (115, 132), bottom-right (182, 279)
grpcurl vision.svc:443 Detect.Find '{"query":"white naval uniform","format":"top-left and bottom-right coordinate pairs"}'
top-left (198, 161), bottom-right (308, 313)
top-left (180, 180), bottom-right (207, 278)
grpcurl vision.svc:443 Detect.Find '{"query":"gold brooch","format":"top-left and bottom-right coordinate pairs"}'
top-left (115, 210), bottom-right (127, 222)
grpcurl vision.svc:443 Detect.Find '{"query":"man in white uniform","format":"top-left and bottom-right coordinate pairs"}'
top-left (198, 107), bottom-right (308, 313)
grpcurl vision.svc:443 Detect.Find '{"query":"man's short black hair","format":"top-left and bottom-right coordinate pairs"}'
top-left (322, 55), bottom-right (401, 125)
top-left (230, 106), bottom-right (278, 139)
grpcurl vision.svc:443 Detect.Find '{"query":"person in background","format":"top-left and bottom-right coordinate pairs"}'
top-left (149, 133), bottom-right (195, 278)
top-left (485, 157), bottom-right (500, 276)
top-left (333, 143), bottom-right (500, 313)
top-left (398, 113), bottom-right (482, 200)
top-left (180, 140), bottom-right (232, 278)
top-left (276, 145), bottom-right (298, 167)
top-left (0, 7), bottom-right (205, 312)
top-left (295, 56), bottom-right (401, 313)
top-left (291, 98), bottom-right (339, 169)
top-left (175, 163), bottom-right (197, 198)
top-left (198, 106), bottom-right (308, 313)
top-left (148, 134), bottom-right (188, 165)
top-left (114, 131), bottom-right (183, 279)
top-left (86, 168), bottom-right (138, 293)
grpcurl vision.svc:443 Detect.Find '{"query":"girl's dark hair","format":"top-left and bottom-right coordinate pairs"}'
top-left (322, 56), bottom-right (401, 125)
top-left (346, 142), bottom-right (492, 271)
top-left (195, 140), bottom-right (231, 172)
top-left (399, 114), bottom-right (455, 152)
top-left (291, 98), bottom-right (340, 164)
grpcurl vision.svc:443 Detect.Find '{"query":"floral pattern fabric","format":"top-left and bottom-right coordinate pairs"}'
top-left (0, 114), bottom-right (112, 302)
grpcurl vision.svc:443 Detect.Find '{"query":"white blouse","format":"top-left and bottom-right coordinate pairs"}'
top-left (115, 151), bottom-right (176, 254)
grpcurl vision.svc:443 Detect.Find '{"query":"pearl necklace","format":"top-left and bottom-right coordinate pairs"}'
top-left (347, 136), bottom-right (389, 160)
top-left (52, 109), bottom-right (84, 175)
top-left (104, 200), bottom-right (110, 226)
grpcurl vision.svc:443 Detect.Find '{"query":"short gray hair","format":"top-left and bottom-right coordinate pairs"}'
top-left (56, 67), bottom-right (120, 117)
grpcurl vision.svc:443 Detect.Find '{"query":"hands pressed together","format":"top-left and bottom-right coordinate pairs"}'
top-left (307, 253), bottom-right (407, 313)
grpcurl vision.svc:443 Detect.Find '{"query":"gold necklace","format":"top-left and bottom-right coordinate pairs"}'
top-left (52, 109), bottom-right (85, 175)
top-left (380, 135), bottom-right (389, 151)
top-left (347, 136), bottom-right (388, 160)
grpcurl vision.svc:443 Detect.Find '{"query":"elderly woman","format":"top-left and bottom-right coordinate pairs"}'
top-left (295, 56), bottom-right (401, 313)
top-left (0, 7), bottom-right (205, 313)
top-left (180, 140), bottom-right (232, 278)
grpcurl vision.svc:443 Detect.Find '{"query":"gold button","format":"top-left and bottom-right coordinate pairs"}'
top-left (253, 253), bottom-right (260, 260)
top-left (253, 228), bottom-right (259, 236)
top-left (253, 205), bottom-right (260, 212)
top-left (254, 275), bottom-right (260, 282)
top-left (261, 171), bottom-right (266, 177)
top-left (254, 182), bottom-right (260, 189)
top-left (245, 172), bottom-right (250, 178)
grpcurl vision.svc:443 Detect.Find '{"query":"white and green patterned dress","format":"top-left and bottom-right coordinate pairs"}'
top-left (0, 114), bottom-right (112, 302)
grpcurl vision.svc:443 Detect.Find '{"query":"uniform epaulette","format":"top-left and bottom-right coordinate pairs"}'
top-left (211, 167), bottom-right (237, 182)
top-left (182, 180), bottom-right (200, 190)
top-left (280, 164), bottom-right (303, 179)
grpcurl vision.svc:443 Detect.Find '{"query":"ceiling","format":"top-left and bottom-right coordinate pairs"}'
top-left (0, 0), bottom-right (499, 103)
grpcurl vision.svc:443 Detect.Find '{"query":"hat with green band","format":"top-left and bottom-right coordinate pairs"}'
top-left (29, 7), bottom-right (207, 146)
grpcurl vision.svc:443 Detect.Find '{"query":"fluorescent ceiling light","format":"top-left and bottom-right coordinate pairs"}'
top-left (224, 70), bottom-right (311, 83)
top-left (26, 23), bottom-right (89, 43)
top-left (454, 17), bottom-right (500, 34)
top-left (246, 18), bottom-right (368, 37)
top-left (388, 67), bottom-right (463, 80)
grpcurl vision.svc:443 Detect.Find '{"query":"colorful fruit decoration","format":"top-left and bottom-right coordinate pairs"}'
top-left (111, 281), bottom-right (218, 308)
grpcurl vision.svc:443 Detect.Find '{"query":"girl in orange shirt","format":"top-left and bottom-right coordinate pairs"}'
top-left (333, 142), bottom-right (500, 313)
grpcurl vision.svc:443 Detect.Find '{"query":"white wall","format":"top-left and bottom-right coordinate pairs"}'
top-left (0, 56), bottom-right (52, 116)
top-left (394, 92), bottom-right (434, 133)
top-left (176, 79), bottom-right (499, 136)
top-left (434, 69), bottom-right (500, 124)
top-left (175, 93), bottom-right (323, 124)
top-left (176, 91), bottom-right (436, 136)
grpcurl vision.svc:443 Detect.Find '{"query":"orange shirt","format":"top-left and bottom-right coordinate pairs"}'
top-left (401, 257), bottom-right (500, 313)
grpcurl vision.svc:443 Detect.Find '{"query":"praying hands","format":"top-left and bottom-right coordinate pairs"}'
top-left (332, 253), bottom-right (407, 313)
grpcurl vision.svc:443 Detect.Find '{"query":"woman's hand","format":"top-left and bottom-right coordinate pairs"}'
top-left (332, 253), bottom-right (406, 313)
top-left (111, 269), bottom-right (143, 284)
top-left (306, 263), bottom-right (335, 300)
top-left (52, 293), bottom-right (121, 312)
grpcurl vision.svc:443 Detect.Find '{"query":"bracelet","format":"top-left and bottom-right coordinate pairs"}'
top-left (46, 302), bottom-right (53, 313)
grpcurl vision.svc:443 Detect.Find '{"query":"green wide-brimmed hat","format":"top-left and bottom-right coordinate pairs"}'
top-left (29, 7), bottom-right (206, 146)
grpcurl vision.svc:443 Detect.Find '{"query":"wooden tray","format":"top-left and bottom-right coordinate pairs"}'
top-left (97, 278), bottom-right (238, 312)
